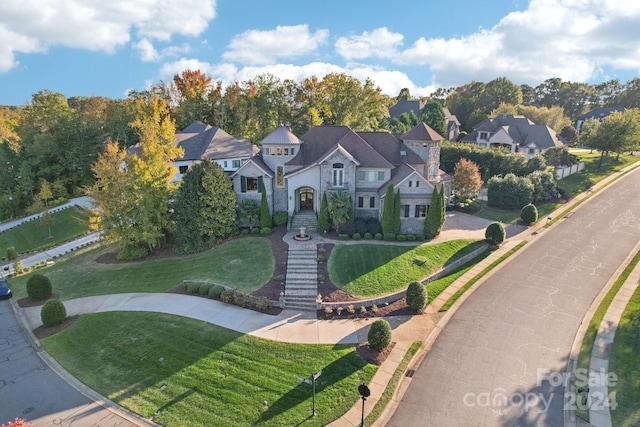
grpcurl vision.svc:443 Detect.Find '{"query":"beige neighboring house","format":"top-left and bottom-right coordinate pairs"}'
top-left (170, 121), bottom-right (259, 181)
top-left (232, 123), bottom-right (452, 234)
top-left (461, 114), bottom-right (567, 158)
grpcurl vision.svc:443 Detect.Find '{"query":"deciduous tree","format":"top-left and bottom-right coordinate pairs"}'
top-left (453, 158), bottom-right (483, 202)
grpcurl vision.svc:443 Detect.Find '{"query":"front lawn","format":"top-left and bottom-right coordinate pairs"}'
top-left (558, 151), bottom-right (638, 198)
top-left (328, 239), bottom-right (482, 298)
top-left (42, 312), bottom-right (377, 427)
top-left (9, 237), bottom-right (274, 300)
top-left (1, 207), bottom-right (90, 256)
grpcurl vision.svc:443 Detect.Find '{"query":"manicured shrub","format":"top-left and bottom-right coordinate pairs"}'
top-left (374, 233), bottom-right (383, 240)
top-left (396, 234), bottom-right (407, 241)
top-left (368, 319), bottom-right (392, 350)
top-left (365, 219), bottom-right (382, 235)
top-left (260, 227), bottom-right (272, 235)
top-left (407, 234), bottom-right (416, 241)
top-left (416, 233), bottom-right (426, 240)
top-left (364, 232), bottom-right (373, 240)
top-left (251, 227), bottom-right (261, 235)
top-left (487, 173), bottom-right (534, 209)
top-left (272, 211), bottom-right (289, 227)
top-left (208, 285), bottom-right (225, 299)
top-left (26, 274), bottom-right (52, 300)
top-left (520, 203), bottom-right (538, 225)
top-left (317, 191), bottom-right (331, 233)
top-left (259, 185), bottom-right (272, 228)
top-left (241, 229), bottom-right (250, 235)
top-left (338, 234), bottom-right (349, 240)
top-left (485, 222), bottom-right (506, 246)
top-left (352, 232), bottom-right (361, 240)
top-left (383, 233), bottom-right (395, 241)
top-left (186, 282), bottom-right (200, 293)
top-left (7, 246), bottom-right (18, 260)
top-left (41, 299), bottom-right (66, 327)
top-left (406, 281), bottom-right (427, 311)
top-left (198, 283), bottom-right (213, 296)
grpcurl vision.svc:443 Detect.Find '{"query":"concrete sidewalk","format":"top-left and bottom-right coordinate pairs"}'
top-left (20, 240), bottom-right (523, 426)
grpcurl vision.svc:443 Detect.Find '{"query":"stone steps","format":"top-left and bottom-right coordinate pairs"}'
top-left (283, 235), bottom-right (318, 313)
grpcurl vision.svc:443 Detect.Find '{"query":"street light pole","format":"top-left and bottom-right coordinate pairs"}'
top-left (358, 384), bottom-right (370, 427)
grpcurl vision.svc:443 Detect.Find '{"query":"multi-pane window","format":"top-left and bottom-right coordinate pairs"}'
top-left (358, 197), bottom-right (364, 208)
top-left (232, 160), bottom-right (241, 168)
top-left (369, 196), bottom-right (375, 208)
top-left (332, 163), bottom-right (344, 187)
top-left (415, 205), bottom-right (427, 217)
top-left (377, 171), bottom-right (385, 181)
top-left (246, 177), bottom-right (258, 192)
top-left (179, 165), bottom-right (188, 174)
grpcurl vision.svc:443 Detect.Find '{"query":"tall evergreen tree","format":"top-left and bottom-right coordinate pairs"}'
top-left (173, 159), bottom-right (237, 254)
top-left (424, 185), bottom-right (440, 239)
top-left (438, 184), bottom-right (446, 234)
top-left (393, 189), bottom-right (401, 234)
top-left (259, 184), bottom-right (272, 228)
top-left (317, 191), bottom-right (331, 232)
top-left (381, 184), bottom-right (395, 234)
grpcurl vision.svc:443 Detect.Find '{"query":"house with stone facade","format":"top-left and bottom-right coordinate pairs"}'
top-left (232, 123), bottom-right (452, 234)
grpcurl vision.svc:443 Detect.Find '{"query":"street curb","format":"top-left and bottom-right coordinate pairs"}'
top-left (8, 297), bottom-right (158, 427)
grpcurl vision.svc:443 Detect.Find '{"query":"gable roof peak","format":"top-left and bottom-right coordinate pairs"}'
top-left (401, 122), bottom-right (444, 141)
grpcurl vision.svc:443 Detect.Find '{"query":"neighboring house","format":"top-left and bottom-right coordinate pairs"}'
top-left (389, 97), bottom-right (460, 141)
top-left (575, 107), bottom-right (625, 131)
top-left (232, 123), bottom-right (452, 234)
top-left (461, 114), bottom-right (567, 158)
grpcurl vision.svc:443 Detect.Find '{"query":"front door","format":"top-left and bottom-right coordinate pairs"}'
top-left (299, 188), bottom-right (314, 210)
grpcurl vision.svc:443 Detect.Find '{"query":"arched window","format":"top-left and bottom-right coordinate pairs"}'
top-left (332, 163), bottom-right (344, 187)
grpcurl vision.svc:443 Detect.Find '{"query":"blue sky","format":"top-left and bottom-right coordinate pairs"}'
top-left (1, 0), bottom-right (639, 106)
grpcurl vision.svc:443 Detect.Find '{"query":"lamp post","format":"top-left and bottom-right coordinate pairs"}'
top-left (358, 384), bottom-right (370, 426)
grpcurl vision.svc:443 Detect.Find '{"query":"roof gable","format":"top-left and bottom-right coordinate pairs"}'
top-left (401, 122), bottom-right (444, 141)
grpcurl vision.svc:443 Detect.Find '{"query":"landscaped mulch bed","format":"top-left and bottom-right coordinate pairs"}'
top-left (32, 315), bottom-right (80, 340)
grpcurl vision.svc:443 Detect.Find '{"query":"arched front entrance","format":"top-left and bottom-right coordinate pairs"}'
top-left (299, 187), bottom-right (314, 211)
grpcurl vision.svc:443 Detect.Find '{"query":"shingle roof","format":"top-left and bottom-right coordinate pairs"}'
top-left (174, 121), bottom-right (257, 161)
top-left (576, 107), bottom-right (625, 121)
top-left (287, 126), bottom-right (393, 169)
top-left (260, 125), bottom-right (301, 145)
top-left (401, 122), bottom-right (444, 141)
top-left (389, 98), bottom-right (424, 118)
top-left (357, 131), bottom-right (424, 167)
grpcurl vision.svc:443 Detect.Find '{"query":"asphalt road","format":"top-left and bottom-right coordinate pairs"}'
top-left (0, 300), bottom-right (141, 426)
top-left (388, 168), bottom-right (640, 426)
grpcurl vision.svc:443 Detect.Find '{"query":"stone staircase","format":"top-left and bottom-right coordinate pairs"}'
top-left (283, 241), bottom-right (318, 312)
top-left (289, 210), bottom-right (318, 232)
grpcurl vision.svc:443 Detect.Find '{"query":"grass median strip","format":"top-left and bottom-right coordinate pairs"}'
top-left (439, 241), bottom-right (527, 312)
top-left (43, 311), bottom-right (377, 427)
top-left (575, 248), bottom-right (640, 422)
top-left (364, 341), bottom-right (421, 425)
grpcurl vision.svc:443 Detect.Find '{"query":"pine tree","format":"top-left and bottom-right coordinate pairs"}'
top-left (317, 191), bottom-right (331, 232)
top-left (381, 184), bottom-right (395, 234)
top-left (259, 184), bottom-right (272, 228)
top-left (438, 184), bottom-right (446, 234)
top-left (393, 189), bottom-right (401, 234)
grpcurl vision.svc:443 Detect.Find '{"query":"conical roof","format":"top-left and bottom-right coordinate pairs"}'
top-left (261, 125), bottom-right (301, 145)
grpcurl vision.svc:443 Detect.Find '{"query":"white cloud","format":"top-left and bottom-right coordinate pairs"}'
top-left (0, 0), bottom-right (216, 72)
top-left (395, 0), bottom-right (640, 87)
top-left (134, 39), bottom-right (191, 62)
top-left (222, 25), bottom-right (329, 65)
top-left (335, 27), bottom-right (404, 60)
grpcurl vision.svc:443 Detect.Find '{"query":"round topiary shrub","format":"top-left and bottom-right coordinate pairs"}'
top-left (26, 274), bottom-right (52, 300)
top-left (198, 283), bottom-right (213, 296)
top-left (406, 281), bottom-right (427, 311)
top-left (485, 222), bottom-right (506, 246)
top-left (352, 232), bottom-right (361, 240)
top-left (368, 319), bottom-right (392, 351)
top-left (396, 234), bottom-right (407, 241)
top-left (374, 233), bottom-right (383, 240)
top-left (260, 227), bottom-right (272, 235)
top-left (520, 203), bottom-right (538, 225)
top-left (208, 285), bottom-right (225, 299)
top-left (364, 232), bottom-right (373, 240)
top-left (41, 299), bottom-right (67, 327)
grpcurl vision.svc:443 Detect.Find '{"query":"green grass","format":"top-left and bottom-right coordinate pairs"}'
top-left (364, 341), bottom-right (421, 424)
top-left (440, 241), bottom-right (527, 311)
top-left (426, 250), bottom-right (492, 303)
top-left (9, 237), bottom-right (275, 300)
top-left (609, 285), bottom-right (640, 427)
top-left (42, 312), bottom-right (377, 427)
top-left (328, 239), bottom-right (483, 298)
top-left (1, 207), bottom-right (90, 256)
top-left (575, 248), bottom-right (640, 422)
top-left (558, 151), bottom-right (638, 199)
top-left (474, 202), bottom-right (520, 224)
